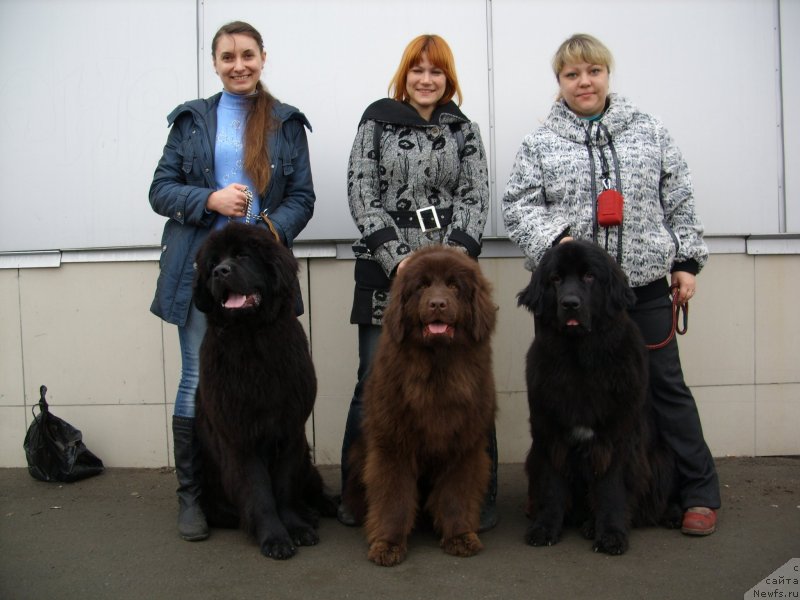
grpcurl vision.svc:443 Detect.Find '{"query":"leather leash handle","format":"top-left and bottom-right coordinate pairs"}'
top-left (645, 284), bottom-right (688, 350)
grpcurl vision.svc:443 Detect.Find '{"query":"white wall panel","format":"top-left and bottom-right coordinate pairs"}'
top-left (781, 0), bottom-right (800, 232)
top-left (201, 0), bottom-right (492, 242)
top-left (0, 0), bottom-right (793, 253)
top-left (0, 0), bottom-right (197, 253)
top-left (492, 0), bottom-right (782, 237)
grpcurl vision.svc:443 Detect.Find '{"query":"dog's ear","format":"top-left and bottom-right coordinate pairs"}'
top-left (604, 259), bottom-right (637, 315)
top-left (249, 229), bottom-right (300, 316)
top-left (382, 275), bottom-right (407, 342)
top-left (193, 243), bottom-right (215, 314)
top-left (518, 250), bottom-right (553, 317)
top-left (470, 271), bottom-right (497, 342)
top-left (516, 273), bottom-right (540, 315)
top-left (268, 244), bottom-right (301, 306)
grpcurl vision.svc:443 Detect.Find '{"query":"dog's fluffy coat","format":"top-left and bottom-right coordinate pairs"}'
top-left (344, 246), bottom-right (498, 566)
top-left (518, 240), bottom-right (680, 555)
top-left (193, 223), bottom-right (335, 560)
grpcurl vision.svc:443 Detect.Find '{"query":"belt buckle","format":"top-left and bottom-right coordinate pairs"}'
top-left (416, 206), bottom-right (441, 232)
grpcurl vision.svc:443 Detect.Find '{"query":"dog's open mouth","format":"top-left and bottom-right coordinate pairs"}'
top-left (562, 315), bottom-right (591, 333)
top-left (423, 321), bottom-right (455, 339)
top-left (222, 292), bottom-right (261, 310)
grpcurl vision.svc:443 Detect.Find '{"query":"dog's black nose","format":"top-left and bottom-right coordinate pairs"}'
top-left (560, 295), bottom-right (581, 311)
top-left (428, 297), bottom-right (448, 311)
top-left (213, 263), bottom-right (232, 279)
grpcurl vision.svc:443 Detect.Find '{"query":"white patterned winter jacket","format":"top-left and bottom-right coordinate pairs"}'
top-left (502, 93), bottom-right (707, 287)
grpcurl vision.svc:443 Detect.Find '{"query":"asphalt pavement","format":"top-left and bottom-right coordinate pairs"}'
top-left (1, 457), bottom-right (799, 600)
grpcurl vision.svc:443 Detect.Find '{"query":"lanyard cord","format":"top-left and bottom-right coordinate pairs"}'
top-left (597, 122), bottom-right (624, 264)
top-left (585, 122), bottom-right (624, 264)
top-left (595, 124), bottom-right (612, 185)
top-left (600, 123), bottom-right (623, 192)
top-left (584, 124), bottom-right (600, 243)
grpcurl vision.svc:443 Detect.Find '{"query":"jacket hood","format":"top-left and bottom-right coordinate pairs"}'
top-left (545, 93), bottom-right (638, 145)
top-left (361, 98), bottom-right (469, 127)
top-left (166, 92), bottom-right (312, 130)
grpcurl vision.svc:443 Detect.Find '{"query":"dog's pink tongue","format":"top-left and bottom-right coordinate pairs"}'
top-left (567, 319), bottom-right (580, 326)
top-left (428, 323), bottom-right (449, 334)
top-left (224, 294), bottom-right (247, 308)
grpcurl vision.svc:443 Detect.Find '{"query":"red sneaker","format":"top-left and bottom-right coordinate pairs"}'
top-left (681, 507), bottom-right (717, 536)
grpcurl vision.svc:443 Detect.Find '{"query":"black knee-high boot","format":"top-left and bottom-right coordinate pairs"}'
top-left (479, 426), bottom-right (499, 532)
top-left (172, 416), bottom-right (209, 541)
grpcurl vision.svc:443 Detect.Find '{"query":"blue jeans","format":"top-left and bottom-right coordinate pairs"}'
top-left (173, 304), bottom-right (207, 418)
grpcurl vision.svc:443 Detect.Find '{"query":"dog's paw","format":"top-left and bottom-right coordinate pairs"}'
top-left (525, 522), bottom-right (561, 547)
top-left (290, 526), bottom-right (319, 547)
top-left (293, 504), bottom-right (321, 529)
top-left (368, 540), bottom-right (407, 567)
top-left (592, 528), bottom-right (629, 555)
top-left (660, 503), bottom-right (683, 530)
top-left (260, 536), bottom-right (297, 560)
top-left (441, 532), bottom-right (483, 557)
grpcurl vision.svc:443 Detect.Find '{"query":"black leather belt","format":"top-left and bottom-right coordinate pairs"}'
top-left (388, 206), bottom-right (453, 232)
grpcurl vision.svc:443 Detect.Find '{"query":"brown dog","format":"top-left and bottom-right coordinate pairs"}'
top-left (344, 245), bottom-right (497, 566)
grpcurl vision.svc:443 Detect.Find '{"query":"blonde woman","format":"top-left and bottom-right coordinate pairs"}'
top-left (503, 33), bottom-right (719, 536)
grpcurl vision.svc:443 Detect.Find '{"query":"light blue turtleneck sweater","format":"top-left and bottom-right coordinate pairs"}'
top-left (213, 90), bottom-right (261, 229)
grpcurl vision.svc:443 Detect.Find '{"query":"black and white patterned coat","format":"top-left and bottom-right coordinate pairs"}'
top-left (502, 94), bottom-right (707, 287)
top-left (348, 99), bottom-right (489, 325)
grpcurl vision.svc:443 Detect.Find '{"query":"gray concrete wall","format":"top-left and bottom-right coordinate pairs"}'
top-left (1, 245), bottom-right (798, 468)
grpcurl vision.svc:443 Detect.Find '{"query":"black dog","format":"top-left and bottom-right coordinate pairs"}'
top-left (517, 240), bottom-right (680, 555)
top-left (193, 223), bottom-right (336, 560)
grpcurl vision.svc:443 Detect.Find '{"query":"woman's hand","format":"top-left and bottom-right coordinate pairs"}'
top-left (671, 271), bottom-right (696, 304)
top-left (395, 257), bottom-right (410, 275)
top-left (207, 183), bottom-right (250, 217)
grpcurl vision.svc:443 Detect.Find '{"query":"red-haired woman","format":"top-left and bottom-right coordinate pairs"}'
top-left (339, 34), bottom-right (495, 529)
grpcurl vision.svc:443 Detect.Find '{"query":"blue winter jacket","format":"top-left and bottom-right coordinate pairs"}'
top-left (149, 92), bottom-right (316, 326)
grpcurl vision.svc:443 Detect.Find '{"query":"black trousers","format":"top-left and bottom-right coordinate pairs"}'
top-left (629, 293), bottom-right (721, 510)
top-left (340, 324), bottom-right (382, 491)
